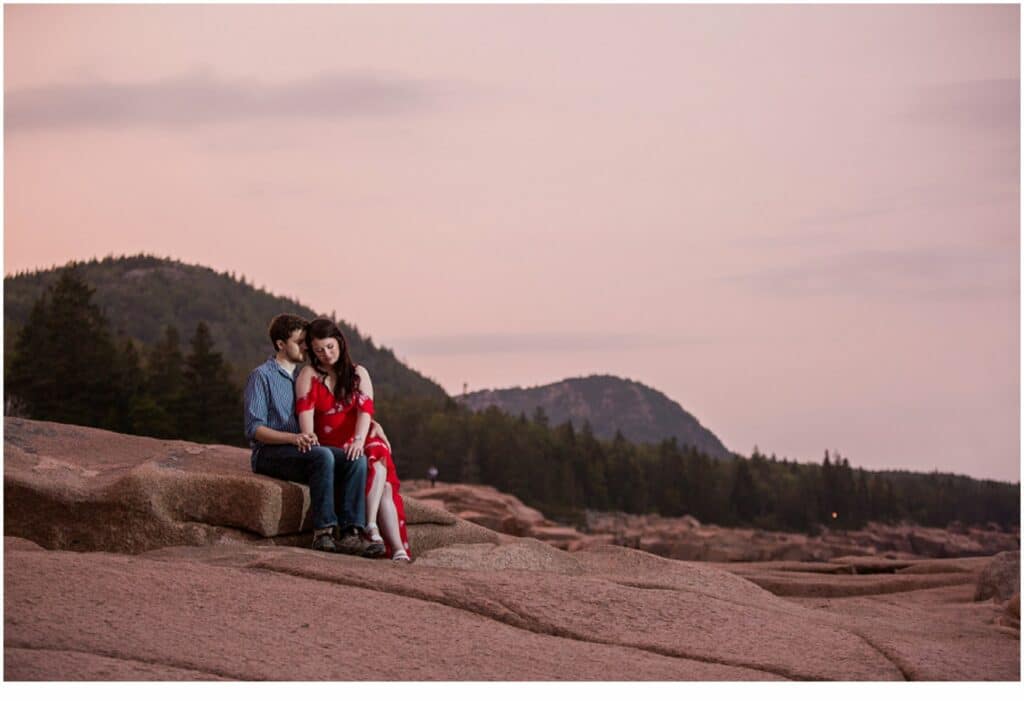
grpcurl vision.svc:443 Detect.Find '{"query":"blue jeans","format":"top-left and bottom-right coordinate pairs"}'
top-left (253, 445), bottom-right (367, 532)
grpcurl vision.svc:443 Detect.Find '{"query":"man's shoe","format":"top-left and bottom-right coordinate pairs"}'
top-left (363, 541), bottom-right (386, 559)
top-left (311, 532), bottom-right (338, 553)
top-left (334, 528), bottom-right (380, 557)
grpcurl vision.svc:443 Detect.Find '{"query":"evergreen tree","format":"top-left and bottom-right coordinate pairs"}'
top-left (605, 430), bottom-right (647, 512)
top-left (578, 421), bottom-right (609, 509)
top-left (730, 460), bottom-right (758, 524)
top-left (6, 268), bottom-right (119, 428)
top-left (854, 469), bottom-right (872, 525)
top-left (650, 439), bottom-right (681, 516)
top-left (109, 337), bottom-right (145, 433)
top-left (147, 326), bottom-right (185, 398)
top-left (134, 325), bottom-right (185, 438)
top-left (459, 444), bottom-right (481, 483)
top-left (178, 322), bottom-right (243, 445)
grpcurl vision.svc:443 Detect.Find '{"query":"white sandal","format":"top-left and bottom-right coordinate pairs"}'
top-left (392, 549), bottom-right (411, 563)
top-left (365, 524), bottom-right (383, 543)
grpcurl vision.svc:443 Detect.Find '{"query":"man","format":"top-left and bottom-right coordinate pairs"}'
top-left (244, 313), bottom-right (384, 557)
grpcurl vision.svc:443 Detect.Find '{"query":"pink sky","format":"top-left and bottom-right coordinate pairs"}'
top-left (4, 4), bottom-right (1019, 482)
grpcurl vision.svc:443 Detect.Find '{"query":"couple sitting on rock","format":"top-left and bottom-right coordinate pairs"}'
top-left (243, 314), bottom-right (411, 562)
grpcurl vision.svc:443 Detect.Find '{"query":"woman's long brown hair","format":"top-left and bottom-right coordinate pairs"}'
top-left (306, 318), bottom-right (359, 402)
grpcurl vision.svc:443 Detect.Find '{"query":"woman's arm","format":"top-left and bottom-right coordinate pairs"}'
top-left (345, 366), bottom-right (374, 460)
top-left (356, 365), bottom-right (374, 400)
top-left (295, 365), bottom-right (317, 437)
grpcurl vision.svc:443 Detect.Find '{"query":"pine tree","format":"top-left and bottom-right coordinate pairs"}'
top-left (178, 322), bottom-right (243, 445)
top-left (578, 421), bottom-right (609, 509)
top-left (133, 326), bottom-right (185, 438)
top-left (109, 337), bottom-right (145, 433)
top-left (460, 444), bottom-right (481, 484)
top-left (607, 430), bottom-right (646, 512)
top-left (6, 268), bottom-right (119, 428)
top-left (147, 326), bottom-right (185, 397)
top-left (656, 438), bottom-right (687, 516)
top-left (730, 460), bottom-right (758, 524)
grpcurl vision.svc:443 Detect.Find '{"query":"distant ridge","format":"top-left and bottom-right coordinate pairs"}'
top-left (3, 254), bottom-right (448, 401)
top-left (458, 374), bottom-right (731, 459)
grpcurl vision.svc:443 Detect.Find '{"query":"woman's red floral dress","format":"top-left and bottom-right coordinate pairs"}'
top-left (296, 373), bottom-right (410, 556)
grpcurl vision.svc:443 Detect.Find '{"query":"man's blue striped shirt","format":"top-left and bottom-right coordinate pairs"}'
top-left (243, 357), bottom-right (300, 468)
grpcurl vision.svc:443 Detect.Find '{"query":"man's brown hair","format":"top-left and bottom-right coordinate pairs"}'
top-left (268, 313), bottom-right (307, 350)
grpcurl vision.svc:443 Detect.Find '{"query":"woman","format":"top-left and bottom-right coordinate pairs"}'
top-left (295, 318), bottom-right (411, 562)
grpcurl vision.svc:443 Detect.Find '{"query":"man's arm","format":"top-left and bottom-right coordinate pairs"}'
top-left (254, 425), bottom-right (316, 450)
top-left (244, 370), bottom-right (317, 451)
top-left (369, 420), bottom-right (391, 451)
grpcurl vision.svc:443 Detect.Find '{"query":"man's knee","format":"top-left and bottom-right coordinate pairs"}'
top-left (353, 455), bottom-right (368, 479)
top-left (329, 449), bottom-right (366, 480)
top-left (308, 446), bottom-right (335, 470)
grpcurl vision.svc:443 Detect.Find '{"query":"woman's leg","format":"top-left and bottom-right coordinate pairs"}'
top-left (365, 460), bottom-right (387, 539)
top-left (378, 482), bottom-right (407, 558)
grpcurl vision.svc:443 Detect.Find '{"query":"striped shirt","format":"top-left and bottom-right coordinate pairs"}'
top-left (243, 357), bottom-right (301, 467)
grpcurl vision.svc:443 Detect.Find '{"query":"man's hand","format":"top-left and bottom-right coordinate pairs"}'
top-left (369, 420), bottom-right (391, 450)
top-left (294, 432), bottom-right (319, 453)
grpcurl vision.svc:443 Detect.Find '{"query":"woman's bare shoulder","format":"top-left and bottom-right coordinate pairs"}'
top-left (296, 365), bottom-right (318, 382)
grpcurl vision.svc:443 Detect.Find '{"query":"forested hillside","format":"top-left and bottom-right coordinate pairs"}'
top-left (4, 255), bottom-right (447, 401)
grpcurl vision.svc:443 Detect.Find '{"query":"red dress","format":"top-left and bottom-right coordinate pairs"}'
top-left (295, 373), bottom-right (410, 557)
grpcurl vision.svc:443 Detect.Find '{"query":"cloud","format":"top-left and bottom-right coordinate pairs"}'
top-left (730, 184), bottom-right (1019, 252)
top-left (905, 78), bottom-right (1019, 132)
top-left (5, 69), bottom-right (441, 131)
top-left (391, 332), bottom-right (707, 357)
top-left (729, 245), bottom-right (1018, 300)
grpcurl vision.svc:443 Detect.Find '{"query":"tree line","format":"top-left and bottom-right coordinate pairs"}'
top-left (6, 268), bottom-right (1019, 533)
top-left (5, 268), bottom-right (241, 445)
top-left (378, 400), bottom-right (1020, 532)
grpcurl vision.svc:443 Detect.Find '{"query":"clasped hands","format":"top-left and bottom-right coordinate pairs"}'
top-left (294, 432), bottom-right (319, 453)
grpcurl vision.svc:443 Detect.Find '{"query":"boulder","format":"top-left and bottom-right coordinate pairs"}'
top-left (974, 550), bottom-right (1021, 603)
top-left (403, 482), bottom-right (550, 536)
top-left (3, 417), bottom-right (493, 555)
top-left (999, 594), bottom-right (1020, 630)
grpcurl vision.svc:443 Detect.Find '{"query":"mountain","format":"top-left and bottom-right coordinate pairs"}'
top-left (3, 255), bottom-right (448, 402)
top-left (458, 374), bottom-right (731, 459)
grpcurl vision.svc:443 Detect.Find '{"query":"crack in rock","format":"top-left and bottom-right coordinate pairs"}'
top-left (249, 560), bottom-right (802, 680)
top-left (5, 643), bottom-right (241, 681)
top-left (844, 632), bottom-right (912, 681)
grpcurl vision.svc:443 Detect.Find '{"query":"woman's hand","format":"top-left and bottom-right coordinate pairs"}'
top-left (345, 434), bottom-right (366, 461)
top-left (294, 432), bottom-right (319, 453)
